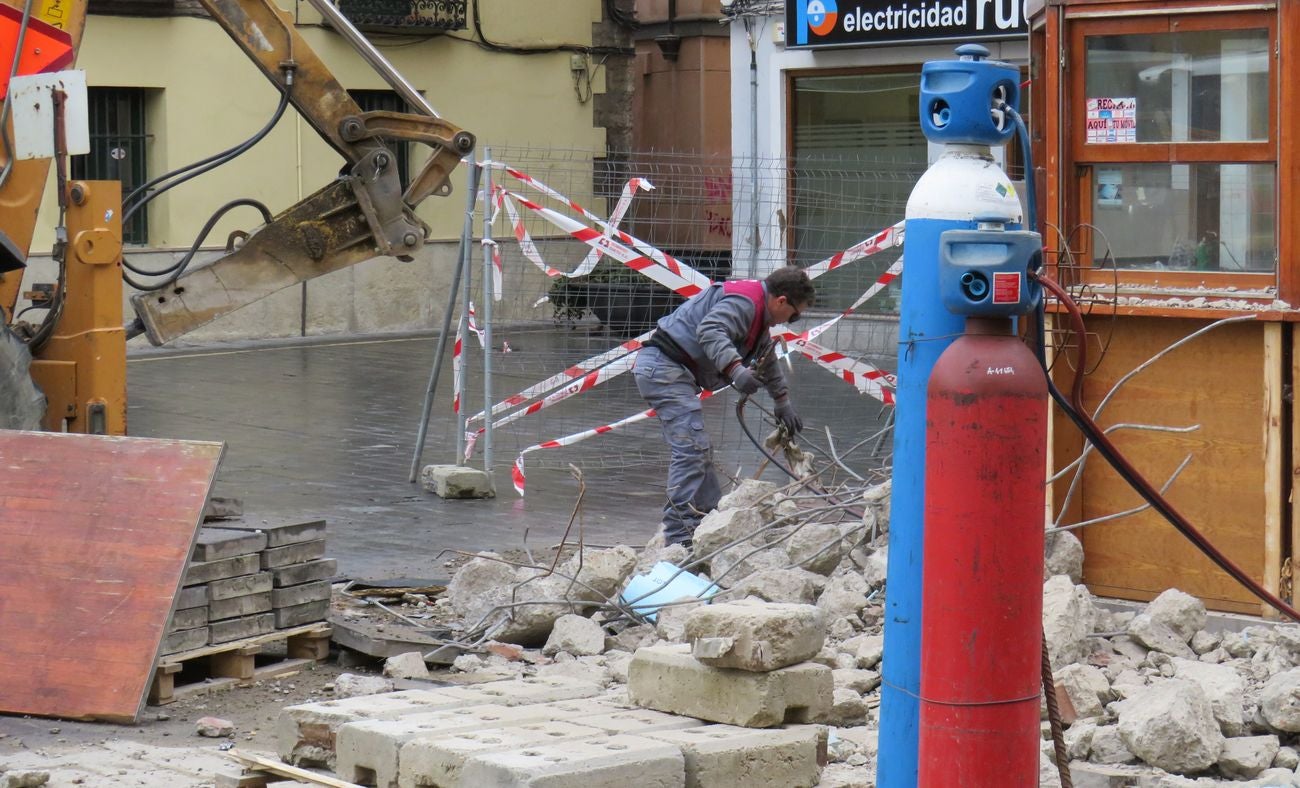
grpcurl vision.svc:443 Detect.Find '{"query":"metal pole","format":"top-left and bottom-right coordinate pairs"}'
top-left (748, 23), bottom-right (760, 278)
top-left (455, 160), bottom-right (477, 466)
top-left (408, 160), bottom-right (480, 482)
top-left (480, 148), bottom-right (495, 486)
top-left (303, 0), bottom-right (440, 118)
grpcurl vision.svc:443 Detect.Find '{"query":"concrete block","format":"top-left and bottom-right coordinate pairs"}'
top-left (220, 519), bottom-right (328, 547)
top-left (457, 734), bottom-right (685, 787)
top-left (568, 707), bottom-right (704, 736)
top-left (342, 703), bottom-right (617, 787)
top-left (421, 464), bottom-right (495, 499)
top-left (684, 603), bottom-right (825, 672)
top-left (208, 572), bottom-right (273, 601)
top-left (261, 539), bottom-right (327, 569)
top-left (160, 626), bottom-right (209, 655)
top-left (168, 606), bottom-right (209, 632)
top-left (210, 612), bottom-right (275, 644)
top-left (272, 580), bottom-right (332, 608)
top-left (279, 678), bottom-right (604, 766)
top-left (185, 553), bottom-right (260, 586)
top-left (645, 724), bottom-right (824, 788)
top-left (397, 720), bottom-right (612, 788)
top-left (628, 645), bottom-right (833, 728)
top-left (271, 558), bottom-right (339, 587)
top-left (209, 591), bottom-right (272, 621)
top-left (193, 528), bottom-right (267, 561)
top-left (274, 599), bottom-right (329, 628)
top-left (176, 585), bottom-right (208, 609)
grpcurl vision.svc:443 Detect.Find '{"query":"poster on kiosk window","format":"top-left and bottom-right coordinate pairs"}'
top-left (787, 0), bottom-right (1028, 49)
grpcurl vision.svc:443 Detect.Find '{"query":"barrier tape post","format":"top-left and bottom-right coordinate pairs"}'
top-left (409, 158), bottom-right (480, 482)
top-left (453, 159), bottom-right (479, 466)
top-left (480, 148), bottom-right (496, 486)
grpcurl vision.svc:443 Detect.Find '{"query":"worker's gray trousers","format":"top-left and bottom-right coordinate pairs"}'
top-left (633, 347), bottom-right (721, 546)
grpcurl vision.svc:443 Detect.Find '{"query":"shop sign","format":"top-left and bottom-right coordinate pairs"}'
top-left (787, 0), bottom-right (1027, 49)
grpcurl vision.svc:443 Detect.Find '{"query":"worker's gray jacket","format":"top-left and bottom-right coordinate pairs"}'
top-left (651, 281), bottom-right (790, 401)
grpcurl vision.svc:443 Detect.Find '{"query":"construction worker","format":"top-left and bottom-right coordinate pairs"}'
top-left (633, 265), bottom-right (815, 548)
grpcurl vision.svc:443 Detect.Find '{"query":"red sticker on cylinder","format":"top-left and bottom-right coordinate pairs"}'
top-left (992, 271), bottom-right (1021, 304)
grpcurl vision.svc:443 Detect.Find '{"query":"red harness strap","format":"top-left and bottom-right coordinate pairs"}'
top-left (722, 279), bottom-right (767, 359)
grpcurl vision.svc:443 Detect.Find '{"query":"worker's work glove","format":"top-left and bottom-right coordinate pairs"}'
top-left (774, 398), bottom-right (803, 434)
top-left (728, 365), bottom-right (761, 396)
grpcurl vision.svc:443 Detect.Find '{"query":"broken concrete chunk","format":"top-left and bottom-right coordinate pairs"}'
top-left (1054, 664), bottom-right (1109, 720)
top-left (723, 568), bottom-right (819, 605)
top-left (832, 669), bottom-right (880, 694)
top-left (854, 635), bottom-right (884, 669)
top-left (421, 464), bottom-right (494, 499)
top-left (785, 521), bottom-right (843, 576)
top-left (1217, 734), bottom-right (1280, 780)
top-left (684, 602), bottom-right (825, 672)
top-left (0, 771), bottom-right (50, 788)
top-left (825, 688), bottom-right (868, 727)
top-left (817, 572), bottom-right (871, 622)
top-left (333, 673), bottom-right (397, 699)
top-left (1274, 745), bottom-right (1300, 770)
top-left (1063, 719), bottom-right (1096, 760)
top-left (717, 479), bottom-right (781, 512)
top-left (1189, 629), bottom-right (1221, 656)
top-left (543, 614), bottom-right (606, 657)
top-left (382, 651), bottom-right (429, 680)
top-left (1088, 724), bottom-right (1135, 765)
top-left (694, 506), bottom-right (772, 583)
top-left (1043, 531), bottom-right (1084, 585)
top-left (859, 548), bottom-right (888, 590)
top-left (1117, 680), bottom-right (1224, 774)
top-left (1260, 668), bottom-right (1300, 732)
top-left (1042, 575), bottom-right (1097, 669)
top-left (195, 716), bottom-right (235, 738)
top-left (654, 597), bottom-right (704, 643)
top-left (1169, 657), bottom-right (1247, 735)
top-left (1126, 614), bottom-right (1195, 659)
top-left (1144, 589), bottom-right (1206, 643)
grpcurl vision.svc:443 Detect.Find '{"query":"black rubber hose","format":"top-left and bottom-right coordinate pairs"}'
top-left (123, 198), bottom-right (272, 292)
top-left (1035, 270), bottom-right (1300, 624)
top-left (120, 88), bottom-right (289, 277)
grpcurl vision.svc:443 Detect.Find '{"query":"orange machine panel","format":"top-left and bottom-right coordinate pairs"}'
top-left (0, 431), bottom-right (223, 722)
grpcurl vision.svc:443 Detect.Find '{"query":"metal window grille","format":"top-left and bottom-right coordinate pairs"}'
top-left (348, 90), bottom-right (411, 193)
top-left (70, 87), bottom-right (149, 245)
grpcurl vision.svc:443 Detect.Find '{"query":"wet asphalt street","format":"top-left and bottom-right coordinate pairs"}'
top-left (127, 324), bottom-right (895, 580)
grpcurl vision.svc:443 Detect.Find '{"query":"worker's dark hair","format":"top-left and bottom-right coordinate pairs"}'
top-left (765, 265), bottom-right (815, 306)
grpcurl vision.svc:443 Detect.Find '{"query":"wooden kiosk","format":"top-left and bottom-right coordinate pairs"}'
top-left (1027, 0), bottom-right (1299, 613)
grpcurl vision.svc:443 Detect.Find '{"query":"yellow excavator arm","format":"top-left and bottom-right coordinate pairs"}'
top-left (0, 0), bottom-right (472, 431)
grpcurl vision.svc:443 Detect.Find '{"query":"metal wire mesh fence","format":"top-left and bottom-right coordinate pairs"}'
top-left (442, 146), bottom-right (909, 489)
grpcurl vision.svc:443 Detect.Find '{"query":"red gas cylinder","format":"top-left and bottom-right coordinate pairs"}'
top-left (917, 317), bottom-right (1048, 787)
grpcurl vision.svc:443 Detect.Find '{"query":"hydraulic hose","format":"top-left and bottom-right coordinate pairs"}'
top-left (122, 198), bottom-right (272, 292)
top-left (121, 86), bottom-right (290, 279)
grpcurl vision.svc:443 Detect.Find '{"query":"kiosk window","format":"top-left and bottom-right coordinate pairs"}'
top-left (1071, 13), bottom-right (1276, 277)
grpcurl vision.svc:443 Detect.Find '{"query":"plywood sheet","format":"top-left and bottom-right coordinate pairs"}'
top-left (1058, 317), bottom-right (1272, 613)
top-left (0, 431), bottom-right (223, 722)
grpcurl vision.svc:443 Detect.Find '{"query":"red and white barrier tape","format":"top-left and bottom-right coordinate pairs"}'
top-left (802, 221), bottom-right (904, 280)
top-left (465, 334), bottom-right (648, 428)
top-left (466, 301), bottom-right (486, 348)
top-left (511, 390), bottom-right (718, 495)
top-left (464, 351), bottom-right (640, 459)
top-left (505, 190), bottom-right (709, 298)
top-left (452, 322), bottom-right (464, 414)
top-left (776, 332), bottom-right (896, 405)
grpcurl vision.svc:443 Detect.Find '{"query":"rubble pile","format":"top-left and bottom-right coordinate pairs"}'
top-left (282, 472), bottom-right (1300, 787)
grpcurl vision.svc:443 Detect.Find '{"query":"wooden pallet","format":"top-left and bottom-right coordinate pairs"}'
top-left (149, 623), bottom-right (332, 705)
top-left (217, 750), bottom-right (362, 788)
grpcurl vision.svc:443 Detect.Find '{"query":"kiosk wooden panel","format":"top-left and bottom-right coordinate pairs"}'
top-left (1067, 317), bottom-right (1275, 613)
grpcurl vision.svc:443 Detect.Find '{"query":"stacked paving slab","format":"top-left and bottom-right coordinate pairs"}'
top-left (162, 519), bottom-right (336, 655)
top-left (276, 673), bottom-right (829, 788)
top-left (628, 602), bottom-right (834, 730)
